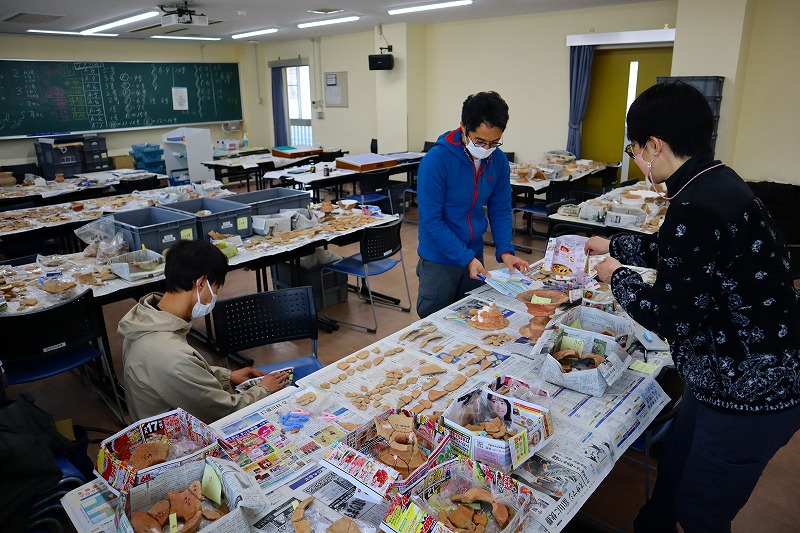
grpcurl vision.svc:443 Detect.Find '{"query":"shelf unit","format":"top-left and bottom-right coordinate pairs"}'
top-left (162, 127), bottom-right (214, 182)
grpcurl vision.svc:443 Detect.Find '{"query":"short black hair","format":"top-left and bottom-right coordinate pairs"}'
top-left (627, 81), bottom-right (715, 159)
top-left (461, 91), bottom-right (509, 132)
top-left (164, 239), bottom-right (228, 293)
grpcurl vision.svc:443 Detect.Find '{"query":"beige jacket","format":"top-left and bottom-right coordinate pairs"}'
top-left (118, 293), bottom-right (268, 423)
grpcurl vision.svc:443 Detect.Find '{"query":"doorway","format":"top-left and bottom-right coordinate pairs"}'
top-left (580, 47), bottom-right (673, 180)
top-left (285, 65), bottom-right (313, 146)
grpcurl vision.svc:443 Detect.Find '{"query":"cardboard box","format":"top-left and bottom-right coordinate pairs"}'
top-left (442, 377), bottom-right (554, 472)
top-left (380, 458), bottom-right (532, 533)
top-left (271, 145), bottom-right (323, 158)
top-left (330, 409), bottom-right (454, 498)
top-left (335, 153), bottom-right (398, 172)
top-left (96, 408), bottom-right (221, 493)
top-left (112, 155), bottom-right (135, 170)
top-left (535, 329), bottom-right (631, 396)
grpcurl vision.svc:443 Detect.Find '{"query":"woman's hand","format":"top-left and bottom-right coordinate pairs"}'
top-left (230, 367), bottom-right (266, 385)
top-left (594, 257), bottom-right (623, 283)
top-left (584, 236), bottom-right (611, 256)
top-left (501, 253), bottom-right (531, 276)
top-left (468, 257), bottom-right (490, 280)
top-left (259, 371), bottom-right (291, 393)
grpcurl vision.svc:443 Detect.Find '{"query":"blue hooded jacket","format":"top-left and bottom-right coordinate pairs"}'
top-left (416, 128), bottom-right (514, 267)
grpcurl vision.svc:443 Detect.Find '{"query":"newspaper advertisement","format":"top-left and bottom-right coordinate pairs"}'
top-left (251, 464), bottom-right (390, 533)
top-left (61, 478), bottom-right (119, 533)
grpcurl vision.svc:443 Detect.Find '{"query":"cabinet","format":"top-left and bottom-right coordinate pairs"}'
top-left (162, 127), bottom-right (214, 182)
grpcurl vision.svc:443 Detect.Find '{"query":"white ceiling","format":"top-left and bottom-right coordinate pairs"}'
top-left (0, 0), bottom-right (652, 43)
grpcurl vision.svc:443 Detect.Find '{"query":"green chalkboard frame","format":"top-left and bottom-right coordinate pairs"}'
top-left (0, 59), bottom-right (243, 139)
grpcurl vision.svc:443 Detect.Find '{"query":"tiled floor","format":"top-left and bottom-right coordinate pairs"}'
top-left (7, 209), bottom-right (799, 533)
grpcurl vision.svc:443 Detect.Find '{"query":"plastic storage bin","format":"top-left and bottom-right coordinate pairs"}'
top-left (113, 206), bottom-right (197, 253)
top-left (162, 197), bottom-right (252, 239)
top-left (41, 161), bottom-right (83, 179)
top-left (83, 137), bottom-right (107, 151)
top-left (227, 188), bottom-right (311, 216)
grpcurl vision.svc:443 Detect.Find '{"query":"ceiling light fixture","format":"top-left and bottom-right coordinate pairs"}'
top-left (307, 8), bottom-right (344, 15)
top-left (297, 16), bottom-right (359, 29)
top-left (27, 29), bottom-right (118, 37)
top-left (388, 0), bottom-right (473, 16)
top-left (151, 35), bottom-right (221, 41)
top-left (231, 28), bottom-right (278, 39)
top-left (81, 11), bottom-right (160, 34)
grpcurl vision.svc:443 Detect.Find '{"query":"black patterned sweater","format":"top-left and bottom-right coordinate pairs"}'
top-left (609, 153), bottom-right (800, 413)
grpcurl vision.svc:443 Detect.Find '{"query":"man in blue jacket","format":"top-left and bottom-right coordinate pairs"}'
top-left (416, 91), bottom-right (529, 318)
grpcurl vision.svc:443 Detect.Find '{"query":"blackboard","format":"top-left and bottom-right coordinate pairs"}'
top-left (0, 60), bottom-right (243, 139)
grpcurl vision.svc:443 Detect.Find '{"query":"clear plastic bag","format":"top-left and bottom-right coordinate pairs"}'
top-left (96, 232), bottom-right (130, 262)
top-left (75, 215), bottom-right (115, 246)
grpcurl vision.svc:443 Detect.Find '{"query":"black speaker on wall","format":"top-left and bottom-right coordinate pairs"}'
top-left (368, 54), bottom-right (394, 70)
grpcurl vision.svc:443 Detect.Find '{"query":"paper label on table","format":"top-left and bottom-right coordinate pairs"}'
top-left (202, 464), bottom-right (223, 505)
top-left (180, 228), bottom-right (194, 240)
top-left (237, 217), bottom-right (248, 230)
top-left (559, 336), bottom-right (584, 353)
top-left (629, 360), bottom-right (658, 374)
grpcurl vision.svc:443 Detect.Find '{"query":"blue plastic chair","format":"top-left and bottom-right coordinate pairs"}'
top-left (343, 169), bottom-right (392, 214)
top-left (0, 289), bottom-right (126, 424)
top-left (211, 286), bottom-right (323, 381)
top-left (321, 218), bottom-right (411, 333)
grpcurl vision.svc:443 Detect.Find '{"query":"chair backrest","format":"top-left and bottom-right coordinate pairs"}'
top-left (360, 219), bottom-right (403, 264)
top-left (359, 170), bottom-right (391, 195)
top-left (504, 151), bottom-right (515, 163)
top-left (0, 289), bottom-right (102, 362)
top-left (318, 150), bottom-right (343, 163)
top-left (422, 141), bottom-right (436, 152)
top-left (370, 138), bottom-right (378, 154)
top-left (618, 178), bottom-right (639, 188)
top-left (545, 179), bottom-right (573, 204)
top-left (212, 286), bottom-right (318, 355)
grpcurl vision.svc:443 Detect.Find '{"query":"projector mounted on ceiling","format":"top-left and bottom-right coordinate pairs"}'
top-left (159, 1), bottom-right (208, 27)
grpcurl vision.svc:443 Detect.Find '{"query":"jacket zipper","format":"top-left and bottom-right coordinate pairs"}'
top-left (467, 160), bottom-right (483, 242)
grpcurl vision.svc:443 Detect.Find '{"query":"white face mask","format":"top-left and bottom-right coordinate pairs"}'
top-left (465, 139), bottom-right (497, 160)
top-left (633, 144), bottom-right (658, 190)
top-left (191, 279), bottom-right (217, 319)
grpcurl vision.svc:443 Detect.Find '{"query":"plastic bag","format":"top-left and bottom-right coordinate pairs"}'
top-left (74, 215), bottom-right (116, 246)
top-left (299, 248), bottom-right (342, 269)
top-left (96, 232), bottom-right (130, 262)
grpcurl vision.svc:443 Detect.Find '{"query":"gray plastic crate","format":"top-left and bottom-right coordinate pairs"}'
top-left (227, 188), bottom-right (311, 216)
top-left (113, 206), bottom-right (197, 253)
top-left (162, 197), bottom-right (252, 239)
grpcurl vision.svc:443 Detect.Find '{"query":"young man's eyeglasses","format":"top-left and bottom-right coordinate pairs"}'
top-left (467, 131), bottom-right (503, 149)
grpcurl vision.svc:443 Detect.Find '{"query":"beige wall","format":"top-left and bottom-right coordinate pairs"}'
top-left (0, 34), bottom-right (247, 165)
top-left (731, 0), bottom-right (800, 183)
top-left (422, 1), bottom-right (678, 163)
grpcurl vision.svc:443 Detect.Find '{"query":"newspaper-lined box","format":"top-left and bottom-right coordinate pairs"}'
top-left (442, 377), bottom-right (554, 471)
top-left (96, 408), bottom-right (220, 493)
top-left (320, 441), bottom-right (401, 502)
top-left (536, 330), bottom-right (631, 396)
top-left (116, 456), bottom-right (268, 533)
top-left (336, 409), bottom-right (454, 497)
top-left (550, 305), bottom-right (635, 348)
top-left (380, 458), bottom-right (532, 533)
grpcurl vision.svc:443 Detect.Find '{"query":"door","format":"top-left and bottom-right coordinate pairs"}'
top-left (580, 47), bottom-right (673, 180)
top-left (285, 65), bottom-right (313, 146)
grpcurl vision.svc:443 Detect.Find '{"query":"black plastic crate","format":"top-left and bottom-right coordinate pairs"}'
top-left (82, 137), bottom-right (107, 151)
top-left (113, 206), bottom-right (197, 253)
top-left (41, 161), bottom-right (83, 179)
top-left (84, 161), bottom-right (115, 172)
top-left (227, 188), bottom-right (311, 216)
top-left (83, 151), bottom-right (109, 164)
top-left (35, 142), bottom-right (82, 166)
top-left (161, 197), bottom-right (252, 239)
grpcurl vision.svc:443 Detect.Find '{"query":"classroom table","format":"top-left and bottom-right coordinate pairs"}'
top-left (201, 153), bottom-right (314, 191)
top-left (60, 267), bottom-right (671, 533)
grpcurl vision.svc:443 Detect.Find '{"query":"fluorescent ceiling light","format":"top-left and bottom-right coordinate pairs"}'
top-left (81, 11), bottom-right (160, 34)
top-left (297, 16), bottom-right (359, 29)
top-left (27, 29), bottom-right (117, 37)
top-left (152, 35), bottom-right (221, 41)
top-left (388, 0), bottom-right (472, 16)
top-left (231, 28), bottom-right (279, 39)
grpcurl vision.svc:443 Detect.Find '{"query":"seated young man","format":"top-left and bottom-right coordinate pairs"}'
top-left (119, 239), bottom-right (289, 423)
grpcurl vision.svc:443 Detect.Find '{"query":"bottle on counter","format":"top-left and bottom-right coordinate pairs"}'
top-left (323, 165), bottom-right (330, 177)
top-left (309, 160), bottom-right (316, 174)
top-left (242, 133), bottom-right (249, 149)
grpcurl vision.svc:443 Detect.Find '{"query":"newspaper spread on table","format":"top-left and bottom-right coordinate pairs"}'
top-left (61, 268), bottom-right (669, 532)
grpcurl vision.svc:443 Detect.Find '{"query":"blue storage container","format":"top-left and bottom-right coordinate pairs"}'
top-left (113, 206), bottom-right (197, 253)
top-left (161, 197), bottom-right (252, 239)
